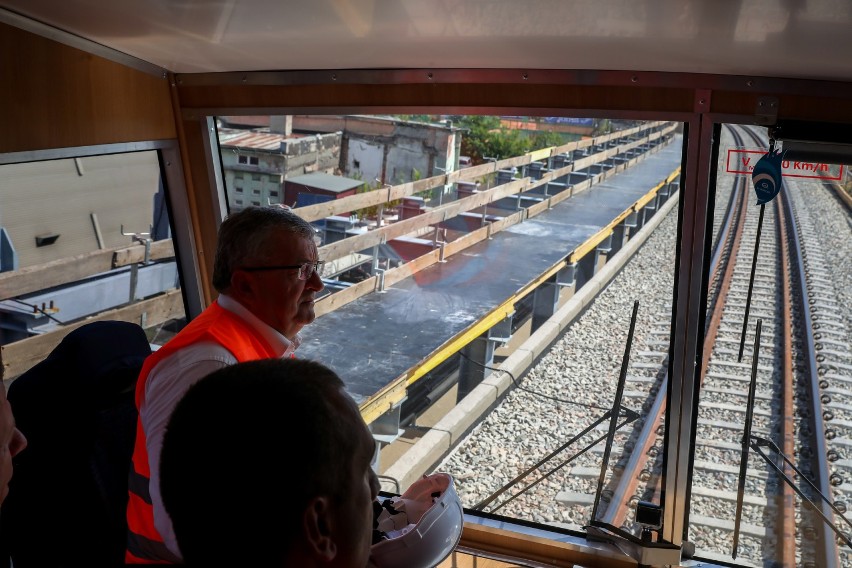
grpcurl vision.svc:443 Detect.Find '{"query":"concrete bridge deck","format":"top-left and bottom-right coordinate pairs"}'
top-left (298, 137), bottom-right (683, 411)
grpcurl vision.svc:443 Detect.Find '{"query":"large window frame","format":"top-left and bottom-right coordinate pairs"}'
top-left (180, 98), bottom-right (705, 563)
top-left (170, 70), bottom-right (852, 566)
top-left (0, 140), bottom-right (204, 324)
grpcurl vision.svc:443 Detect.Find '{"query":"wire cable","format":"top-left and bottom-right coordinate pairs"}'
top-left (457, 351), bottom-right (610, 411)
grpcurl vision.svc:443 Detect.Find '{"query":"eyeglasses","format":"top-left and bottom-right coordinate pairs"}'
top-left (239, 260), bottom-right (325, 281)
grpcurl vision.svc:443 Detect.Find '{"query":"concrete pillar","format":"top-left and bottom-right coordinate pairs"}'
top-left (569, 172), bottom-right (590, 185)
top-left (574, 251), bottom-right (598, 291)
top-left (546, 181), bottom-right (568, 196)
top-left (323, 216), bottom-right (355, 244)
top-left (595, 235), bottom-right (613, 274)
top-left (399, 196), bottom-right (425, 220)
top-left (457, 334), bottom-right (497, 402)
top-left (456, 181), bottom-right (478, 198)
top-left (611, 224), bottom-right (628, 255)
top-left (496, 169), bottom-right (515, 185)
top-left (550, 154), bottom-right (571, 187)
top-left (532, 278), bottom-right (559, 332)
top-left (369, 401), bottom-right (404, 472)
top-left (528, 161), bottom-right (545, 180)
top-left (527, 162), bottom-right (552, 196)
top-left (642, 194), bottom-right (659, 225)
top-left (622, 211), bottom-right (640, 242)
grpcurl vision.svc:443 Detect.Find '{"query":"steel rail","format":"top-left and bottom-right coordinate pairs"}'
top-left (781, 177), bottom-right (841, 567)
top-left (599, 125), bottom-right (749, 531)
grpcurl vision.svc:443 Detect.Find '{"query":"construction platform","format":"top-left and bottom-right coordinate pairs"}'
top-left (298, 137), bottom-right (684, 416)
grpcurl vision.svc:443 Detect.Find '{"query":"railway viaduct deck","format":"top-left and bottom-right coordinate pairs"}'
top-left (299, 137), bottom-right (685, 432)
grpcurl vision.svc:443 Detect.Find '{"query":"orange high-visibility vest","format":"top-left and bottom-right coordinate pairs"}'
top-left (125, 302), bottom-right (279, 564)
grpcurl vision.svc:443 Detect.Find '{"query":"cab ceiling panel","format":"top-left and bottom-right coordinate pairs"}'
top-left (2, 0), bottom-right (852, 82)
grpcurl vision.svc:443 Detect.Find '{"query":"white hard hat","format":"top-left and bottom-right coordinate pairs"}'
top-left (370, 473), bottom-right (463, 568)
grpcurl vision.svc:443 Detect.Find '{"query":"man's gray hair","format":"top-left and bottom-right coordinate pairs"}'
top-left (212, 206), bottom-right (316, 293)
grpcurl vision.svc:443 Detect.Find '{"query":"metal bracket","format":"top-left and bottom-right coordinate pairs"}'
top-left (121, 224), bottom-right (153, 264)
top-left (556, 263), bottom-right (576, 287)
top-left (487, 312), bottom-right (515, 344)
top-left (375, 269), bottom-right (386, 293)
top-left (437, 241), bottom-right (447, 263)
top-left (121, 224), bottom-right (153, 303)
top-left (755, 96), bottom-right (779, 126)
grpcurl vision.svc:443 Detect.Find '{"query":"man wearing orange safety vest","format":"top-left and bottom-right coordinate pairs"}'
top-left (126, 206), bottom-right (325, 563)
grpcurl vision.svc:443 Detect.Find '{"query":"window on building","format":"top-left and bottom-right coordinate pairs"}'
top-left (238, 155), bottom-right (247, 164)
top-left (252, 174), bottom-right (261, 182)
top-left (234, 173), bottom-right (243, 180)
top-left (251, 200), bottom-right (261, 206)
top-left (249, 156), bottom-right (259, 165)
top-left (269, 190), bottom-right (279, 197)
top-left (252, 189), bottom-right (261, 195)
top-left (235, 186), bottom-right (243, 193)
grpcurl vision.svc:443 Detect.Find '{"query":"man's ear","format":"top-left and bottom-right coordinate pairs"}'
top-left (303, 496), bottom-right (337, 561)
top-left (228, 270), bottom-right (255, 304)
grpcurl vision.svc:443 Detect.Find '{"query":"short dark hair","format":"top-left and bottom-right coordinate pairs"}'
top-left (159, 358), bottom-right (361, 566)
top-left (211, 206), bottom-right (316, 293)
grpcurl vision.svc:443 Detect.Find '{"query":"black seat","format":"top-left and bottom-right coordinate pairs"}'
top-left (0, 321), bottom-right (152, 568)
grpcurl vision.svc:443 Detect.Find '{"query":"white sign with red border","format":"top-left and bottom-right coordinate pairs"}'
top-left (726, 149), bottom-right (844, 181)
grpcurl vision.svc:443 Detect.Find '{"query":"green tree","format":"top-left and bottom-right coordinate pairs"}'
top-left (593, 119), bottom-right (612, 136)
top-left (351, 172), bottom-right (373, 220)
top-left (529, 130), bottom-right (566, 150)
top-left (354, 176), bottom-right (403, 222)
top-left (450, 116), bottom-right (531, 164)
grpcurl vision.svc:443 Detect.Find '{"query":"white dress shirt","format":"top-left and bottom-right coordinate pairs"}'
top-left (141, 294), bottom-right (300, 558)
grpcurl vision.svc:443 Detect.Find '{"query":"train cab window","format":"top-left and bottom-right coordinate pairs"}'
top-left (693, 123), bottom-right (852, 567)
top-left (214, 114), bottom-right (686, 545)
top-left (0, 148), bottom-right (190, 382)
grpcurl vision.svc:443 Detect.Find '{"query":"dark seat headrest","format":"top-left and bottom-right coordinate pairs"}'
top-left (9, 320), bottom-right (152, 411)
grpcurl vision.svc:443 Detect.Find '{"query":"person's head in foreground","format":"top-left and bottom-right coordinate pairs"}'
top-left (159, 358), bottom-right (379, 567)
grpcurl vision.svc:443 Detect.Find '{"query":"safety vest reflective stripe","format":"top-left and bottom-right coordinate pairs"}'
top-left (126, 302), bottom-right (279, 563)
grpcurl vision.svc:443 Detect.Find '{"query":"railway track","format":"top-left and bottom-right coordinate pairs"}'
top-left (438, 124), bottom-right (852, 567)
top-left (586, 125), bottom-right (778, 562)
top-left (785, 174), bottom-right (852, 567)
top-left (595, 125), bottom-right (850, 567)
